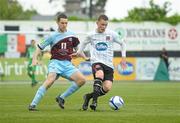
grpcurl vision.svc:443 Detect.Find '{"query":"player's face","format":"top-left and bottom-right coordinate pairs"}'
top-left (57, 18), bottom-right (68, 32)
top-left (96, 19), bottom-right (108, 33)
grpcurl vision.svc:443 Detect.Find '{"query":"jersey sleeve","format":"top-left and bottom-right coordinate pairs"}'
top-left (112, 31), bottom-right (122, 44)
top-left (112, 31), bottom-right (126, 57)
top-left (77, 34), bottom-right (91, 53)
top-left (38, 35), bottom-right (53, 50)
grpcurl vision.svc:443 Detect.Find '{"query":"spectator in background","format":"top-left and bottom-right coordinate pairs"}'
top-left (160, 47), bottom-right (169, 69)
top-left (26, 39), bottom-right (38, 87)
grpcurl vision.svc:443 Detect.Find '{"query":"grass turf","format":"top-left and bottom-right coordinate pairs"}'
top-left (0, 81), bottom-right (180, 123)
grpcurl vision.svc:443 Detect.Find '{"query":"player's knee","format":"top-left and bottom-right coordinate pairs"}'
top-left (80, 77), bottom-right (86, 85)
top-left (77, 76), bottom-right (86, 86)
top-left (103, 84), bottom-right (112, 92)
top-left (43, 77), bottom-right (56, 89)
top-left (95, 70), bottom-right (104, 80)
top-left (43, 81), bottom-right (54, 89)
top-left (46, 77), bottom-right (55, 83)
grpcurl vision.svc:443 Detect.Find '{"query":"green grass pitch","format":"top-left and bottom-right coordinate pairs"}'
top-left (0, 81), bottom-right (180, 123)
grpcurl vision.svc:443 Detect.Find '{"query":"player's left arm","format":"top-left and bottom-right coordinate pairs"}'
top-left (113, 31), bottom-right (127, 69)
top-left (120, 40), bottom-right (127, 70)
top-left (71, 35), bottom-right (91, 61)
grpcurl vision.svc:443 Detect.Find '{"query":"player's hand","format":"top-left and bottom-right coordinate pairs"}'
top-left (70, 52), bottom-right (79, 58)
top-left (85, 57), bottom-right (90, 61)
top-left (120, 57), bottom-right (126, 70)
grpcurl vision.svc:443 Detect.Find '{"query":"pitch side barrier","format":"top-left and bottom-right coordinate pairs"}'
top-left (0, 57), bottom-right (180, 81)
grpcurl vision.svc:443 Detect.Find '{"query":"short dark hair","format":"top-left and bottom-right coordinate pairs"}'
top-left (56, 13), bottom-right (67, 21)
top-left (97, 14), bottom-right (108, 21)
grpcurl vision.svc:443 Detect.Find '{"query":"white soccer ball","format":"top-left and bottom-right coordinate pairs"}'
top-left (109, 96), bottom-right (124, 110)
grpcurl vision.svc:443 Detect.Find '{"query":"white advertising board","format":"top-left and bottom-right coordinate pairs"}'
top-left (0, 21), bottom-right (180, 51)
top-left (114, 22), bottom-right (180, 51)
top-left (136, 58), bottom-right (159, 80)
top-left (169, 58), bottom-right (180, 81)
top-left (7, 34), bottom-right (17, 52)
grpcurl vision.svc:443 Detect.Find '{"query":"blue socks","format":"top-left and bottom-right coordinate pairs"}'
top-left (30, 82), bottom-right (80, 106)
top-left (60, 82), bottom-right (80, 99)
top-left (30, 85), bottom-right (46, 106)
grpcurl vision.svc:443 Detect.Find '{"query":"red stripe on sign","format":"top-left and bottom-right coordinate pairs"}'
top-left (17, 34), bottom-right (26, 53)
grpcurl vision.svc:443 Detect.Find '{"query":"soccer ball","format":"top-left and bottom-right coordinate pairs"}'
top-left (109, 96), bottom-right (124, 110)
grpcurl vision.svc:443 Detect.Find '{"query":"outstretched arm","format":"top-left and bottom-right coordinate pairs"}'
top-left (78, 52), bottom-right (90, 61)
top-left (71, 47), bottom-right (90, 61)
top-left (71, 36), bottom-right (90, 60)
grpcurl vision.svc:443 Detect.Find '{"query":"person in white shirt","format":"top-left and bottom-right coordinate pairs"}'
top-left (73, 14), bottom-right (126, 111)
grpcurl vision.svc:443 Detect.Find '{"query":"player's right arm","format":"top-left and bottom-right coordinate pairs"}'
top-left (70, 44), bottom-right (89, 60)
top-left (76, 34), bottom-right (91, 55)
top-left (70, 34), bottom-right (91, 59)
top-left (78, 52), bottom-right (90, 61)
top-left (32, 34), bottom-right (53, 66)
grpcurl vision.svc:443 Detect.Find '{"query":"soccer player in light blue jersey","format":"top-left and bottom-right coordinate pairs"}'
top-left (28, 13), bottom-right (87, 111)
top-left (73, 14), bottom-right (127, 111)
